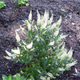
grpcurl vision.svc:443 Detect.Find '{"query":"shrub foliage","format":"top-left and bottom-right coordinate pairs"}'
top-left (2, 73), bottom-right (26, 80)
top-left (5, 10), bottom-right (77, 80)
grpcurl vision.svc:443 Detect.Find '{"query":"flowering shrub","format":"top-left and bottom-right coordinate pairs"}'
top-left (0, 1), bottom-right (6, 9)
top-left (5, 10), bottom-right (77, 80)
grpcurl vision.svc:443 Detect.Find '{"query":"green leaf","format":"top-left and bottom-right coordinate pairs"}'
top-left (47, 72), bottom-right (55, 78)
top-left (17, 0), bottom-right (29, 6)
top-left (20, 76), bottom-right (26, 80)
top-left (0, 1), bottom-right (6, 9)
top-left (18, 0), bottom-right (22, 5)
top-left (16, 73), bottom-right (20, 80)
top-left (4, 56), bottom-right (11, 60)
top-left (8, 74), bottom-right (12, 80)
top-left (24, 0), bottom-right (28, 1)
top-left (26, 3), bottom-right (29, 6)
top-left (12, 77), bottom-right (16, 80)
top-left (61, 9), bottom-right (66, 12)
top-left (46, 77), bottom-right (50, 80)
top-left (2, 74), bottom-right (8, 80)
top-left (30, 76), bottom-right (35, 80)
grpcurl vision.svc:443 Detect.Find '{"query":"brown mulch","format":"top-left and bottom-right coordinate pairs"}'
top-left (0, 0), bottom-right (80, 80)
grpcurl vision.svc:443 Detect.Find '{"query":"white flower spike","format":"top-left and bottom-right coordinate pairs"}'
top-left (11, 47), bottom-right (20, 54)
top-left (15, 31), bottom-right (20, 42)
top-left (29, 11), bottom-right (32, 21)
top-left (5, 50), bottom-right (11, 56)
top-left (27, 21), bottom-right (31, 31)
top-left (27, 42), bottom-right (33, 49)
top-left (49, 41), bottom-right (54, 46)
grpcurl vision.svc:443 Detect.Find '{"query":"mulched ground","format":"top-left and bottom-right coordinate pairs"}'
top-left (0, 0), bottom-right (80, 80)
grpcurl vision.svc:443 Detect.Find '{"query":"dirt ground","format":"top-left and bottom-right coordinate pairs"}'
top-left (0, 0), bottom-right (80, 80)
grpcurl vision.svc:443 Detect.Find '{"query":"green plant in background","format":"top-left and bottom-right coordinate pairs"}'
top-left (60, 9), bottom-right (67, 14)
top-left (0, 1), bottom-right (6, 9)
top-left (5, 10), bottom-right (77, 80)
top-left (17, 0), bottom-right (29, 6)
top-left (61, 9), bottom-right (66, 12)
top-left (2, 73), bottom-right (26, 80)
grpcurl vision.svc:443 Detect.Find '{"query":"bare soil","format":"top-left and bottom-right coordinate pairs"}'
top-left (0, 0), bottom-right (80, 80)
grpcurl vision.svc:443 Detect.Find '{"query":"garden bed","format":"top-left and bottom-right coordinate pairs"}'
top-left (0, 0), bottom-right (80, 80)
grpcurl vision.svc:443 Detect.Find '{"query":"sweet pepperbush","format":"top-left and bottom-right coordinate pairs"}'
top-left (5, 10), bottom-right (77, 80)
